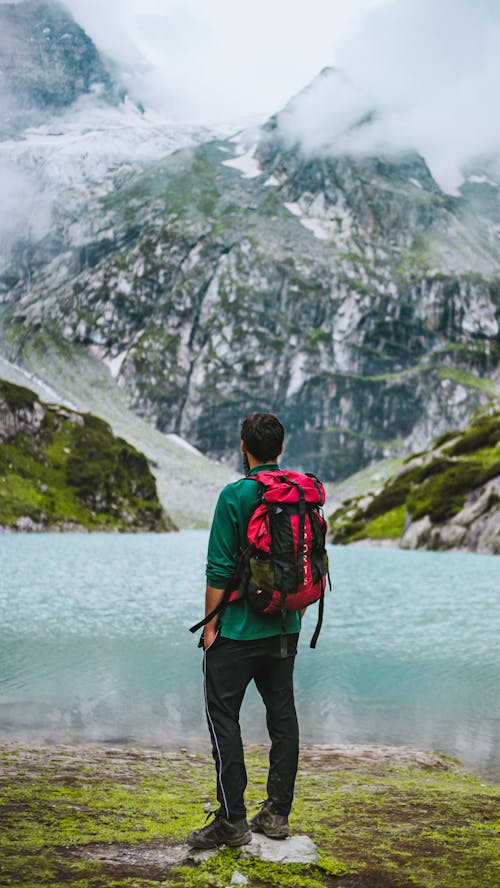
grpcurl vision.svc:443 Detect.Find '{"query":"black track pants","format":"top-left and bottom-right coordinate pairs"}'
top-left (203, 633), bottom-right (299, 823)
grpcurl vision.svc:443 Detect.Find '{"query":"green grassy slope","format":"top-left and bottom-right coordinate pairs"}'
top-left (0, 379), bottom-right (175, 532)
top-left (329, 406), bottom-right (500, 552)
top-left (0, 339), bottom-right (236, 528)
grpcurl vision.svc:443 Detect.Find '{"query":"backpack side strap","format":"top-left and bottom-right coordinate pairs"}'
top-left (189, 546), bottom-right (252, 635)
top-left (309, 566), bottom-right (331, 648)
top-left (309, 585), bottom-right (324, 649)
top-left (189, 594), bottom-right (228, 634)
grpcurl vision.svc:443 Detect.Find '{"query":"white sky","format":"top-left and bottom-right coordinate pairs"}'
top-left (64, 0), bottom-right (389, 122)
top-left (278, 0), bottom-right (500, 190)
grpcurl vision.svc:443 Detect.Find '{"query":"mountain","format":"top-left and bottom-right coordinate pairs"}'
top-left (0, 378), bottom-right (176, 531)
top-left (0, 0), bottom-right (124, 133)
top-left (0, 0), bottom-right (237, 527)
top-left (328, 404), bottom-right (500, 554)
top-left (0, 19), bottom-right (498, 490)
top-left (0, 0), bottom-right (122, 135)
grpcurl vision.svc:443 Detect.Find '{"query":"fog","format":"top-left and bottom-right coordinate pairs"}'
top-left (62, 0), bottom-right (500, 190)
top-left (0, 0), bottom-right (498, 238)
top-left (62, 0), bottom-right (386, 124)
top-left (0, 156), bottom-right (53, 262)
top-left (0, 0), bottom-right (387, 249)
top-left (274, 0), bottom-right (500, 191)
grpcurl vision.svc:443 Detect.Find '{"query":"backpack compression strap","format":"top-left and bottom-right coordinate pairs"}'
top-left (295, 483), bottom-right (306, 586)
top-left (189, 594), bottom-right (228, 634)
top-left (188, 557), bottom-right (250, 635)
top-left (309, 586), bottom-right (324, 649)
top-left (309, 564), bottom-right (332, 648)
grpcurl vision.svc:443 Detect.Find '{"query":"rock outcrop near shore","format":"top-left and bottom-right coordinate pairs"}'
top-left (0, 378), bottom-right (176, 531)
top-left (329, 404), bottom-right (500, 553)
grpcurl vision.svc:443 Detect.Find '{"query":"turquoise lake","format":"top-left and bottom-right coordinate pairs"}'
top-left (1, 531), bottom-right (499, 778)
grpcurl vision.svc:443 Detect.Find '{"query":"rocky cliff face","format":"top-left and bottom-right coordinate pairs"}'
top-left (0, 378), bottom-right (175, 531)
top-left (1, 23), bottom-right (499, 482)
top-left (329, 405), bottom-right (500, 554)
top-left (0, 0), bottom-right (120, 134)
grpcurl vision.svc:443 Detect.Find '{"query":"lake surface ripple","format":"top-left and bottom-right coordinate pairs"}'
top-left (1, 531), bottom-right (498, 778)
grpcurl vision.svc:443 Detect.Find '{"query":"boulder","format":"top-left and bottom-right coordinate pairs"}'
top-left (400, 515), bottom-right (431, 549)
top-left (240, 834), bottom-right (319, 864)
top-left (427, 524), bottom-right (467, 551)
top-left (188, 834), bottom-right (319, 866)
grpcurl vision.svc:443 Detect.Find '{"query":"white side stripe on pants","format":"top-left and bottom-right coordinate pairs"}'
top-left (203, 647), bottom-right (230, 819)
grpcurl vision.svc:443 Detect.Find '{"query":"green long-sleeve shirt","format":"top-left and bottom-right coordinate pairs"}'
top-left (205, 463), bottom-right (301, 640)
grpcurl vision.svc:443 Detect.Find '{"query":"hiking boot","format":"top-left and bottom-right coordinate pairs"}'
top-left (249, 800), bottom-right (289, 840)
top-left (186, 810), bottom-right (252, 849)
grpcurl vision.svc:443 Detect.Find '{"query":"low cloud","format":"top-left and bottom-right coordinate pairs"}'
top-left (63, 0), bottom-right (383, 123)
top-left (277, 0), bottom-right (500, 191)
top-left (61, 0), bottom-right (500, 189)
top-left (0, 161), bottom-right (51, 257)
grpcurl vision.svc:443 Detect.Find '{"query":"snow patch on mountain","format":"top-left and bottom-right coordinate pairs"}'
top-left (300, 217), bottom-right (336, 241)
top-left (222, 143), bottom-right (262, 178)
top-left (284, 201), bottom-right (302, 217)
top-left (284, 196), bottom-right (351, 242)
top-left (104, 350), bottom-right (128, 379)
top-left (165, 433), bottom-right (204, 456)
top-left (467, 174), bottom-right (498, 188)
top-left (0, 96), bottom-right (224, 191)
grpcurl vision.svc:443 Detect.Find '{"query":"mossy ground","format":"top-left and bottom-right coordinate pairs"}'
top-left (0, 743), bottom-right (498, 888)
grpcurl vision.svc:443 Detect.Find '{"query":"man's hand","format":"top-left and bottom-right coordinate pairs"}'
top-left (203, 625), bottom-right (218, 650)
top-left (203, 584), bottom-right (225, 650)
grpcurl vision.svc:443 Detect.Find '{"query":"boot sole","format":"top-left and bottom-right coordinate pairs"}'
top-left (226, 831), bottom-right (253, 847)
top-left (187, 830), bottom-right (252, 850)
top-left (250, 825), bottom-right (288, 840)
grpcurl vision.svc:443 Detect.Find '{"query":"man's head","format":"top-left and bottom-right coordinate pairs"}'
top-left (240, 413), bottom-right (284, 466)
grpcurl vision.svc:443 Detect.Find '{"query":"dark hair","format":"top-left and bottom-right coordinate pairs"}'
top-left (240, 413), bottom-right (284, 462)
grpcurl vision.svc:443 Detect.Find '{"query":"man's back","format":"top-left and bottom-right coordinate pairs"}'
top-left (187, 413), bottom-right (303, 850)
top-left (206, 461), bottom-right (301, 641)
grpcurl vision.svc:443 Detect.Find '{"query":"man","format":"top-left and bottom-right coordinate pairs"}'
top-left (187, 413), bottom-right (302, 849)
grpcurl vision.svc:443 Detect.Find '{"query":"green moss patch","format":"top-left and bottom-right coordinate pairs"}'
top-left (436, 366), bottom-right (498, 396)
top-left (407, 460), bottom-right (486, 523)
top-left (359, 504), bottom-right (407, 539)
top-left (0, 743), bottom-right (498, 888)
top-left (0, 379), bottom-right (38, 411)
top-left (443, 411), bottom-right (500, 456)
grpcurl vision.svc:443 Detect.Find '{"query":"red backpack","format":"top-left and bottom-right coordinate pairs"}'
top-left (191, 470), bottom-right (330, 651)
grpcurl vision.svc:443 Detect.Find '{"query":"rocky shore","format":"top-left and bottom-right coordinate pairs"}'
top-left (329, 406), bottom-right (500, 554)
top-left (1, 741), bottom-right (498, 887)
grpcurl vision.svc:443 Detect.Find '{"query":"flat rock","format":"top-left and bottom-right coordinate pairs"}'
top-left (74, 841), bottom-right (192, 870)
top-left (241, 834), bottom-right (319, 864)
top-left (188, 834), bottom-right (319, 865)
